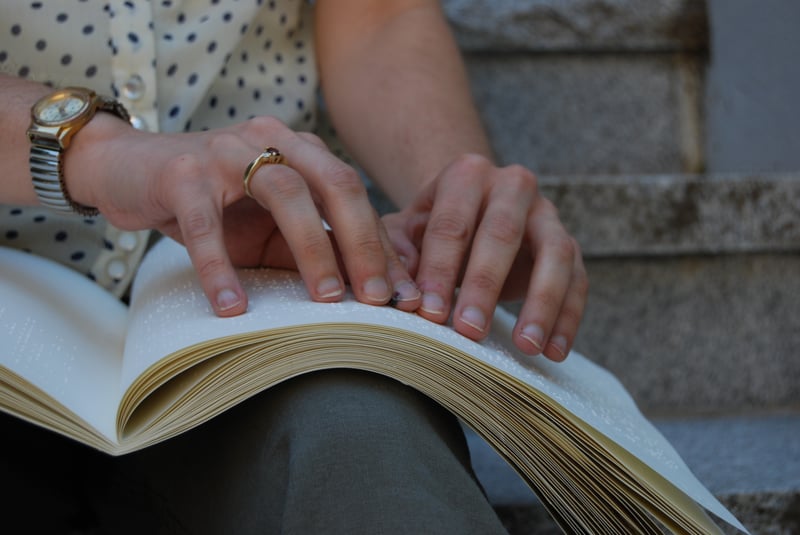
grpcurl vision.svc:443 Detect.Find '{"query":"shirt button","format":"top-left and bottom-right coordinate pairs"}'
top-left (117, 231), bottom-right (140, 252)
top-left (129, 115), bottom-right (150, 131)
top-left (107, 259), bottom-right (128, 280)
top-left (122, 74), bottom-right (145, 100)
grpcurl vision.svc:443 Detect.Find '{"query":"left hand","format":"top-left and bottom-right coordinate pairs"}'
top-left (381, 154), bottom-right (588, 361)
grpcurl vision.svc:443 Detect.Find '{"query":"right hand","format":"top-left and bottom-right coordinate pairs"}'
top-left (65, 114), bottom-right (421, 316)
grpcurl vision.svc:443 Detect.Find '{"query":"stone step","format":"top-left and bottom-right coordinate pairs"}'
top-left (466, 411), bottom-right (800, 533)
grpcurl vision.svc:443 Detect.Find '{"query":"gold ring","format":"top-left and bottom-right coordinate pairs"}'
top-left (243, 147), bottom-right (286, 198)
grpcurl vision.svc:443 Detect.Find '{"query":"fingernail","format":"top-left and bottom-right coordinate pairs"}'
top-left (363, 277), bottom-right (391, 303)
top-left (547, 335), bottom-right (568, 360)
top-left (398, 255), bottom-right (409, 270)
top-left (393, 280), bottom-right (420, 303)
top-left (216, 288), bottom-right (241, 311)
top-left (421, 292), bottom-right (445, 315)
top-left (520, 324), bottom-right (545, 353)
top-left (460, 306), bottom-right (486, 333)
top-left (317, 277), bottom-right (344, 299)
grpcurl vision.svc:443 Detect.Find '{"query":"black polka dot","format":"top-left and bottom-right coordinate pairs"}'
top-left (167, 63), bottom-right (177, 76)
top-left (61, 54), bottom-right (72, 66)
top-left (9, 208), bottom-right (22, 216)
top-left (18, 65), bottom-right (30, 77)
top-left (5, 230), bottom-right (18, 240)
top-left (128, 32), bottom-right (139, 44)
top-left (55, 231), bottom-right (68, 242)
top-left (187, 32), bottom-right (196, 43)
top-left (169, 105), bottom-right (180, 118)
top-left (56, 13), bottom-right (68, 23)
top-left (85, 65), bottom-right (97, 77)
top-left (11, 24), bottom-right (21, 36)
top-left (227, 106), bottom-right (236, 118)
top-left (35, 39), bottom-right (46, 51)
top-left (207, 41), bottom-right (217, 53)
top-left (187, 73), bottom-right (198, 85)
top-left (209, 95), bottom-right (218, 108)
top-left (70, 251), bottom-right (85, 262)
top-left (83, 24), bottom-right (94, 35)
top-left (33, 215), bottom-right (46, 223)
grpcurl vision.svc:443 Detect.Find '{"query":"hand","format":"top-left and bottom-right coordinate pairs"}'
top-left (381, 154), bottom-right (588, 361)
top-left (65, 115), bottom-right (420, 316)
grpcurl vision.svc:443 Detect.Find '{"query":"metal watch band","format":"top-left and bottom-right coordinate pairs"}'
top-left (29, 95), bottom-right (131, 217)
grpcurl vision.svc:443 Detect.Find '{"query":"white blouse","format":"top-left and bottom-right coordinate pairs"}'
top-left (0, 0), bottom-right (318, 297)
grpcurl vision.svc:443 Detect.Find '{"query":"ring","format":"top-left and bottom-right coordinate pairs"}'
top-left (243, 147), bottom-right (286, 198)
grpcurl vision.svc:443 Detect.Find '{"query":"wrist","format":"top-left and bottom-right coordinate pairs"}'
top-left (62, 110), bottom-right (133, 211)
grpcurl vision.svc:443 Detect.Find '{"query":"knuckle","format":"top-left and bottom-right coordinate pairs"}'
top-left (481, 211), bottom-right (524, 246)
top-left (323, 162), bottom-right (364, 196)
top-left (181, 207), bottom-right (216, 241)
top-left (467, 266), bottom-right (504, 294)
top-left (449, 153), bottom-right (492, 175)
top-left (245, 115), bottom-right (286, 136)
top-left (545, 234), bottom-right (577, 265)
top-left (429, 213), bottom-right (471, 243)
top-left (262, 169), bottom-right (307, 200)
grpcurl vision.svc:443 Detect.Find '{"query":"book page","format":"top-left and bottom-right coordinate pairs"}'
top-left (126, 238), bottom-right (743, 532)
top-left (0, 246), bottom-right (126, 441)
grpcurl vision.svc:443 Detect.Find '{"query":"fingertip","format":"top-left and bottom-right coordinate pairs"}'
top-left (543, 335), bottom-right (569, 362)
top-left (213, 286), bottom-right (248, 317)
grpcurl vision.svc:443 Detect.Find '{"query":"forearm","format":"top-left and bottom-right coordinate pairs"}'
top-left (315, 0), bottom-right (491, 208)
top-left (0, 75), bottom-right (52, 205)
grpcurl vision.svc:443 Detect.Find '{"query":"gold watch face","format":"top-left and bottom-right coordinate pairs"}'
top-left (33, 89), bottom-right (92, 126)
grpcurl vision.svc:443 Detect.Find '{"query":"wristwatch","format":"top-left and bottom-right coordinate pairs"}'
top-left (27, 86), bottom-right (130, 216)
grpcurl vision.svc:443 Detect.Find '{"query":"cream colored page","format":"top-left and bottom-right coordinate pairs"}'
top-left (126, 239), bottom-right (742, 532)
top-left (0, 247), bottom-right (126, 440)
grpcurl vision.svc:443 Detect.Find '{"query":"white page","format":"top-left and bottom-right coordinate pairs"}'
top-left (0, 246), bottom-right (126, 440)
top-left (126, 238), bottom-right (744, 532)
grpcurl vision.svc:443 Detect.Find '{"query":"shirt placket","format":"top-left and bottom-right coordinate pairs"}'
top-left (108, 0), bottom-right (160, 133)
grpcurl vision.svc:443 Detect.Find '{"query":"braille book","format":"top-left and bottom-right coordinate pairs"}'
top-left (0, 239), bottom-right (747, 534)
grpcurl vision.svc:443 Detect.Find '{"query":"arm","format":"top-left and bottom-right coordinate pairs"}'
top-left (315, 0), bottom-right (588, 360)
top-left (0, 74), bottom-right (419, 315)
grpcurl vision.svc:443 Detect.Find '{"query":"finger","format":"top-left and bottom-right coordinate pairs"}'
top-left (245, 161), bottom-right (346, 303)
top-left (170, 179), bottom-right (248, 317)
top-left (375, 215), bottom-right (421, 312)
top-left (451, 167), bottom-right (535, 340)
top-left (276, 137), bottom-right (393, 305)
top-left (414, 156), bottom-right (486, 324)
top-left (513, 198), bottom-right (578, 358)
top-left (538, 241), bottom-right (588, 361)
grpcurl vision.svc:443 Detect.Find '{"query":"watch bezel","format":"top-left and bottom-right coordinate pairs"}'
top-left (31, 87), bottom-right (94, 127)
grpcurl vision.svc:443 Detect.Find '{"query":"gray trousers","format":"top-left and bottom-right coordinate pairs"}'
top-left (2, 369), bottom-right (508, 534)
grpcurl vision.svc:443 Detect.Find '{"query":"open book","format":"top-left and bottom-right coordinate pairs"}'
top-left (1, 239), bottom-right (746, 534)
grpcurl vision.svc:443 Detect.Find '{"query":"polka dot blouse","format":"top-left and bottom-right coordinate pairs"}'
top-left (0, 0), bottom-right (318, 298)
